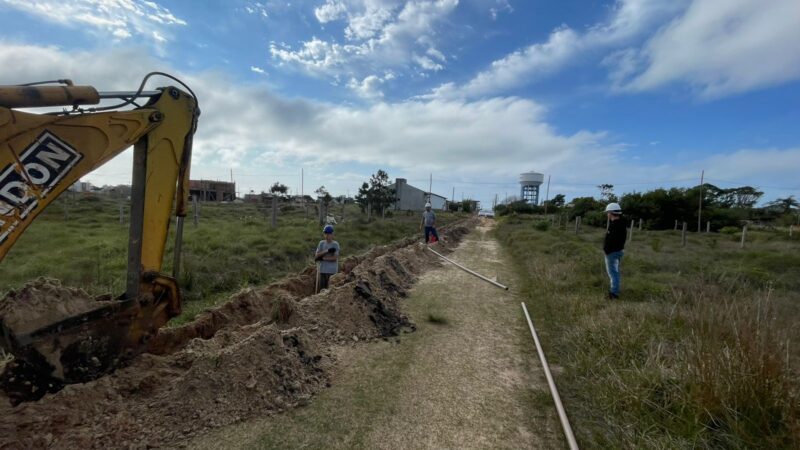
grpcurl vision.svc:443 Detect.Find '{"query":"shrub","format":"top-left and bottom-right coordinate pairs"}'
top-left (650, 237), bottom-right (662, 252)
top-left (720, 226), bottom-right (740, 235)
top-left (534, 221), bottom-right (550, 231)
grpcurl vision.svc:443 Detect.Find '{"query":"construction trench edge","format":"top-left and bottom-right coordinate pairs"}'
top-left (0, 218), bottom-right (476, 449)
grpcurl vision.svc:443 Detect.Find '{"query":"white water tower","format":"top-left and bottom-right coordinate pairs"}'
top-left (520, 171), bottom-right (544, 205)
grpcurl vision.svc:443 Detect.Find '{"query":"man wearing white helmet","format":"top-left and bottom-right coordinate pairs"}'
top-left (420, 201), bottom-right (439, 244)
top-left (603, 202), bottom-right (626, 299)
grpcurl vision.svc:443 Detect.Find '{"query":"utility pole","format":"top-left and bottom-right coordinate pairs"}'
top-left (301, 168), bottom-right (305, 220)
top-left (230, 168), bottom-right (233, 183)
top-left (543, 174), bottom-right (551, 215)
top-left (429, 173), bottom-right (432, 200)
top-left (697, 169), bottom-right (704, 232)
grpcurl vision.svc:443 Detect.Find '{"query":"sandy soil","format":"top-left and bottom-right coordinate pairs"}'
top-left (188, 218), bottom-right (563, 449)
top-left (0, 221), bottom-right (473, 449)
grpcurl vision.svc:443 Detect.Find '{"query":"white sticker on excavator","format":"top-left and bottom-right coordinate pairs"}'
top-left (0, 131), bottom-right (83, 244)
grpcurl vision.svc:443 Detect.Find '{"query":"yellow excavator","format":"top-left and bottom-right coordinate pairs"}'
top-left (0, 72), bottom-right (199, 403)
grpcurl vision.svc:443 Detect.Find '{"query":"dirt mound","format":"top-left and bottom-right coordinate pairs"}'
top-left (0, 278), bottom-right (113, 335)
top-left (0, 219), bottom-right (476, 448)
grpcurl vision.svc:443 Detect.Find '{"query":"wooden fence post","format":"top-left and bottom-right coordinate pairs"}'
top-left (271, 195), bottom-right (278, 228)
top-left (119, 202), bottom-right (124, 225)
top-left (741, 224), bottom-right (747, 248)
top-left (674, 219), bottom-right (678, 231)
top-left (790, 225), bottom-right (794, 238)
top-left (629, 219), bottom-right (635, 242)
top-left (638, 218), bottom-right (642, 231)
top-left (193, 195), bottom-right (199, 226)
top-left (575, 217), bottom-right (580, 234)
top-left (681, 222), bottom-right (687, 247)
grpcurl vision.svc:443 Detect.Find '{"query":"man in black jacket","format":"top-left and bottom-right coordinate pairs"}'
top-left (603, 202), bottom-right (626, 299)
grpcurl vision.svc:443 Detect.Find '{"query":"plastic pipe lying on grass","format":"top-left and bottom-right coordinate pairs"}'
top-left (427, 247), bottom-right (509, 290)
top-left (521, 302), bottom-right (579, 450)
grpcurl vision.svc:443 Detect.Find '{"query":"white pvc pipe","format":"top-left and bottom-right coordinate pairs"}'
top-left (521, 302), bottom-right (579, 450)
top-left (427, 247), bottom-right (508, 290)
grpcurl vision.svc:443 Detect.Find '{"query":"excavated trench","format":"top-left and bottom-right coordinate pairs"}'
top-left (0, 219), bottom-right (475, 449)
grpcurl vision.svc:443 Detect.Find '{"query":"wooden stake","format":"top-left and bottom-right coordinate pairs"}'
top-left (741, 224), bottom-right (747, 248)
top-left (629, 219), bottom-right (634, 242)
top-left (681, 222), bottom-right (687, 247)
top-left (271, 195), bottom-right (278, 228)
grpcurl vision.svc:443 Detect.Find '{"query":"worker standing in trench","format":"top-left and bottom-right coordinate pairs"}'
top-left (421, 202), bottom-right (440, 244)
top-left (315, 225), bottom-right (340, 293)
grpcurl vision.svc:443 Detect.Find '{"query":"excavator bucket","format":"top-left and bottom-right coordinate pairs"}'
top-left (0, 74), bottom-right (198, 404)
top-left (0, 277), bottom-right (180, 404)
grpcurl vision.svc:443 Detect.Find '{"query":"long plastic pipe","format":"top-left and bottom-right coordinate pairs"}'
top-left (521, 302), bottom-right (579, 450)
top-left (427, 247), bottom-right (508, 290)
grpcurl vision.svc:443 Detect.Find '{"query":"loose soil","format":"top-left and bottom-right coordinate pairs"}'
top-left (0, 221), bottom-right (473, 449)
top-left (188, 219), bottom-right (562, 449)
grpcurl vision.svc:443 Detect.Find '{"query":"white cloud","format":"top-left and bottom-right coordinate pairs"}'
top-left (250, 66), bottom-right (267, 74)
top-left (4, 42), bottom-right (795, 202)
top-left (432, 0), bottom-right (685, 99)
top-left (315, 0), bottom-right (347, 23)
top-left (245, 2), bottom-right (269, 18)
top-left (617, 0), bottom-right (800, 98)
top-left (489, 0), bottom-right (512, 21)
top-left (0, 0), bottom-right (186, 44)
top-left (347, 75), bottom-right (385, 98)
top-left (272, 0), bottom-right (459, 80)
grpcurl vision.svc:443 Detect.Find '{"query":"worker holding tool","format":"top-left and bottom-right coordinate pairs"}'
top-left (315, 225), bottom-right (340, 293)
top-left (420, 202), bottom-right (440, 244)
top-left (603, 202), bottom-right (626, 300)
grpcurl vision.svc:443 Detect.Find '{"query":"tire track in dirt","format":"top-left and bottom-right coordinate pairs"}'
top-left (360, 220), bottom-right (562, 449)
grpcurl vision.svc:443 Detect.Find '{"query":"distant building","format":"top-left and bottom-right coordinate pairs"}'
top-left (70, 181), bottom-right (93, 193)
top-left (389, 178), bottom-right (447, 211)
top-left (190, 179), bottom-right (236, 202)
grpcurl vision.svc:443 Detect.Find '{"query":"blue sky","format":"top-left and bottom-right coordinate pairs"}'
top-left (1, 0), bottom-right (798, 207)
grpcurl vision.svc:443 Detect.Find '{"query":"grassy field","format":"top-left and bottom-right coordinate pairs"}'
top-left (0, 194), bottom-right (465, 325)
top-left (496, 215), bottom-right (800, 449)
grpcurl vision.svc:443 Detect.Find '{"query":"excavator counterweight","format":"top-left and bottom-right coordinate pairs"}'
top-left (0, 74), bottom-right (199, 404)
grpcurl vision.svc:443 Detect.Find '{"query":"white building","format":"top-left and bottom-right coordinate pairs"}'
top-left (389, 178), bottom-right (447, 211)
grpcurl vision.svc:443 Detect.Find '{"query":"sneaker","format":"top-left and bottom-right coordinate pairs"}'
top-left (608, 292), bottom-right (619, 300)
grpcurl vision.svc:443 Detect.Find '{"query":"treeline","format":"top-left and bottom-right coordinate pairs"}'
top-left (494, 185), bottom-right (799, 230)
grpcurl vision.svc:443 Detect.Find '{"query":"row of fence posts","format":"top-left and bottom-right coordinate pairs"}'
top-left (555, 215), bottom-right (795, 250)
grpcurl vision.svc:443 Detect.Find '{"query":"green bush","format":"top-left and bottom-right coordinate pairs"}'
top-left (534, 221), bottom-right (550, 231)
top-left (720, 226), bottom-right (740, 235)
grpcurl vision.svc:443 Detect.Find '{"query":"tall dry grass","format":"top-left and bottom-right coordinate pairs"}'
top-left (497, 216), bottom-right (799, 448)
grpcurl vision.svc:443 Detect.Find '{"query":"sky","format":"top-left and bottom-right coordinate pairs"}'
top-left (1, 0), bottom-right (799, 208)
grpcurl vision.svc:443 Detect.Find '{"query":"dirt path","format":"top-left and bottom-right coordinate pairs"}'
top-left (190, 220), bottom-right (562, 449)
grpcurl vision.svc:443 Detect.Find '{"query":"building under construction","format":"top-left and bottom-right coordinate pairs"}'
top-left (189, 179), bottom-right (236, 202)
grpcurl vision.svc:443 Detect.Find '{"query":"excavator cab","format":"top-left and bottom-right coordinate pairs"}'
top-left (0, 73), bottom-right (199, 404)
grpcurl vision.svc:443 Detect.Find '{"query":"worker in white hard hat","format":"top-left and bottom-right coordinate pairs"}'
top-left (420, 201), bottom-right (439, 244)
top-left (603, 202), bottom-right (626, 299)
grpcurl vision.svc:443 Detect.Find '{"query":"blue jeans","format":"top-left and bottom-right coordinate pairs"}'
top-left (424, 226), bottom-right (439, 243)
top-left (604, 250), bottom-right (624, 295)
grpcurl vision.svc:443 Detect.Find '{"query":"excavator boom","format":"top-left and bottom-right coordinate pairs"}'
top-left (0, 75), bottom-right (199, 404)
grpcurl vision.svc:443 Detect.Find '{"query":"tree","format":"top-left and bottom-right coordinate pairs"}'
top-left (598, 184), bottom-right (617, 203)
top-left (765, 196), bottom-right (799, 213)
top-left (269, 182), bottom-right (288, 198)
top-left (315, 185), bottom-right (332, 207)
top-left (542, 193), bottom-right (565, 211)
top-left (355, 170), bottom-right (396, 215)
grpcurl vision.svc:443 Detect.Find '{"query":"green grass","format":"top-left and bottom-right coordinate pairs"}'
top-left (0, 194), bottom-right (466, 325)
top-left (495, 215), bottom-right (800, 449)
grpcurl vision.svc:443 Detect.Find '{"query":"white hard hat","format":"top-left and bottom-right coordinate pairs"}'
top-left (604, 202), bottom-right (622, 213)
top-left (425, 202), bottom-right (432, 208)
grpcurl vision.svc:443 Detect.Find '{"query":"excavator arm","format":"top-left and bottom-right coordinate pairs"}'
top-left (0, 75), bottom-right (199, 403)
